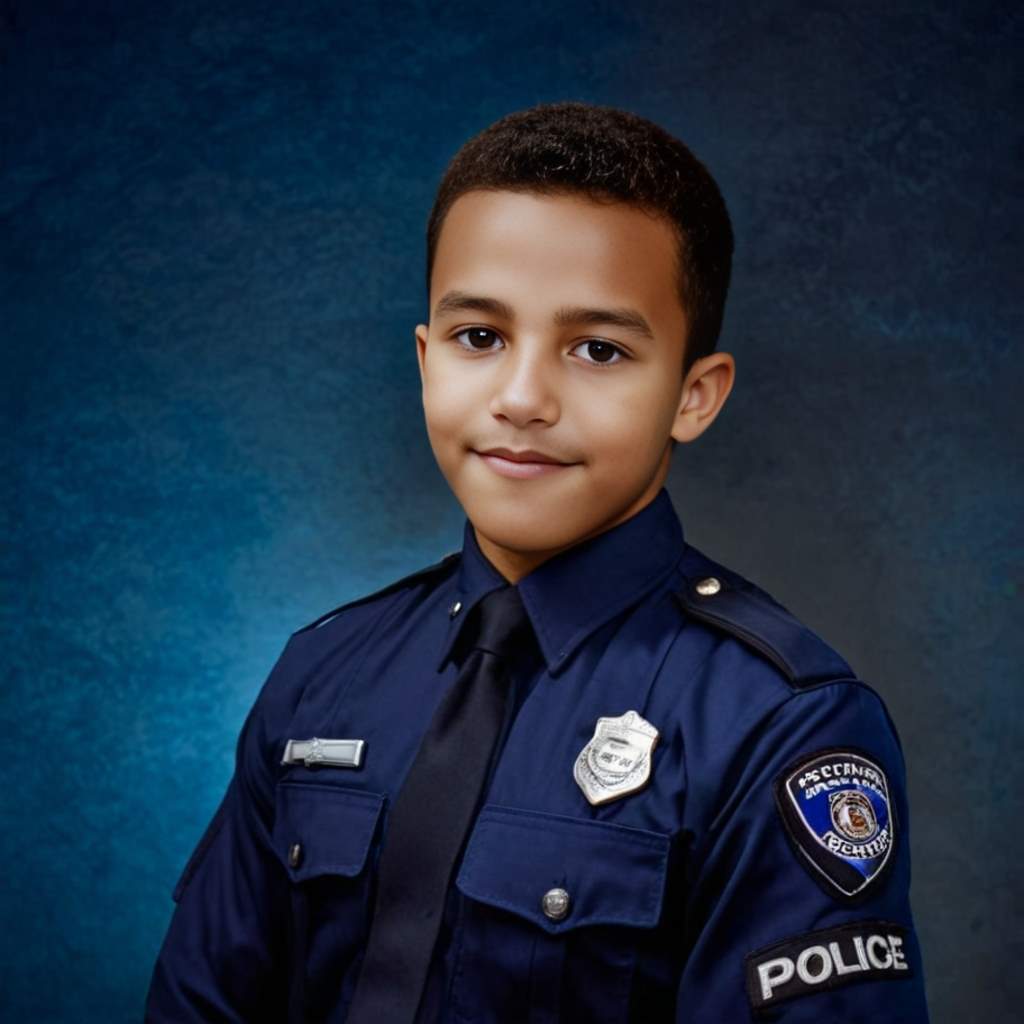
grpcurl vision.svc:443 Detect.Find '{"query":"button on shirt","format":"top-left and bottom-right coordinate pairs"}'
top-left (146, 488), bottom-right (930, 1022)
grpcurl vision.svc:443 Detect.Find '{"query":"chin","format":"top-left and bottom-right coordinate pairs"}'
top-left (463, 497), bottom-right (587, 554)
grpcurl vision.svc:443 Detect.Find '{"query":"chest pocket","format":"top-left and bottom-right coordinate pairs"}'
top-left (452, 805), bottom-right (671, 1024)
top-left (271, 781), bottom-right (385, 1022)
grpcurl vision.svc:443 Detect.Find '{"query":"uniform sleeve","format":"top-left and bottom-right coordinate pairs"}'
top-left (675, 679), bottom-right (930, 1022)
top-left (144, 642), bottom-right (297, 1022)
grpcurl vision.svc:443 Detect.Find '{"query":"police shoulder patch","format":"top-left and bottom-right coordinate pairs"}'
top-left (773, 747), bottom-right (896, 902)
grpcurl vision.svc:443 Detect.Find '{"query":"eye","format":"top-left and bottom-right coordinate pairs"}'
top-left (452, 327), bottom-right (503, 351)
top-left (572, 339), bottom-right (627, 366)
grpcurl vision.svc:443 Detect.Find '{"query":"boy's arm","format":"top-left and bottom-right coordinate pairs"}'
top-left (144, 640), bottom-right (297, 1022)
top-left (675, 678), bottom-right (930, 1022)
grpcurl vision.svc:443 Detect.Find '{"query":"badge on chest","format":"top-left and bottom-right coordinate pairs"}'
top-left (573, 710), bottom-right (660, 806)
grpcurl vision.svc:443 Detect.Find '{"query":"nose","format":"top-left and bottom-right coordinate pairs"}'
top-left (488, 342), bottom-right (560, 427)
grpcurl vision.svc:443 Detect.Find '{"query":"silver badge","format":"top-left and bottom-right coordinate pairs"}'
top-left (573, 710), bottom-right (659, 806)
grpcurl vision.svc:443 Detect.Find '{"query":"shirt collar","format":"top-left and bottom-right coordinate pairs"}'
top-left (435, 487), bottom-right (685, 677)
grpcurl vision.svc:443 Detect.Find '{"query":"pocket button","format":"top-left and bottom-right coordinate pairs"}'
top-left (541, 887), bottom-right (571, 921)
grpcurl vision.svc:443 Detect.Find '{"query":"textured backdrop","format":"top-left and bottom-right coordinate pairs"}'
top-left (3, 1), bottom-right (1020, 1021)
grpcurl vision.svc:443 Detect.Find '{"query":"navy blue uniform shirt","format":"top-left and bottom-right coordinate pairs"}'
top-left (146, 488), bottom-right (929, 1022)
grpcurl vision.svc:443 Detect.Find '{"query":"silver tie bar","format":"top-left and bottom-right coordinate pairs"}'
top-left (281, 737), bottom-right (365, 769)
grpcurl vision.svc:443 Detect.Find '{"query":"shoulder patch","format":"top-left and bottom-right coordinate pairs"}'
top-left (773, 747), bottom-right (896, 903)
top-left (673, 544), bottom-right (854, 688)
top-left (292, 551), bottom-right (461, 635)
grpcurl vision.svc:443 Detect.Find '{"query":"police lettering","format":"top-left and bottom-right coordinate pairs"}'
top-left (748, 924), bottom-right (911, 1009)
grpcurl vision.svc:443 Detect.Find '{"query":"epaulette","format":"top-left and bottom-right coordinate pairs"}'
top-left (292, 550), bottom-right (462, 635)
top-left (672, 544), bottom-right (855, 688)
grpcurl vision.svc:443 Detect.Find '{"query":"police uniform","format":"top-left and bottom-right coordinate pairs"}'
top-left (146, 487), bottom-right (930, 1022)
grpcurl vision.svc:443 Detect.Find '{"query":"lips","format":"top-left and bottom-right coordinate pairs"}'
top-left (475, 446), bottom-right (573, 465)
top-left (473, 447), bottom-right (578, 481)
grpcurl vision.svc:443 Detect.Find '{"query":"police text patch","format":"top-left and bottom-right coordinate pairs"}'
top-left (745, 920), bottom-right (913, 1012)
top-left (773, 748), bottom-right (895, 900)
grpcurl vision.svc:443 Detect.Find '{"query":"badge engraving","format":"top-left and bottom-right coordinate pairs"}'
top-left (573, 710), bottom-right (659, 806)
top-left (773, 748), bottom-right (895, 901)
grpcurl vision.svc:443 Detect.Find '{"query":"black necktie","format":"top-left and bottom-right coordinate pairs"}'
top-left (345, 583), bottom-right (535, 1023)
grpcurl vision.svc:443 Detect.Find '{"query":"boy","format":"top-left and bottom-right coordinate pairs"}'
top-left (146, 101), bottom-right (929, 1022)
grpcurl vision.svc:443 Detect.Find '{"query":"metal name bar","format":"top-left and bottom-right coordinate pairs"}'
top-left (281, 737), bottom-right (365, 769)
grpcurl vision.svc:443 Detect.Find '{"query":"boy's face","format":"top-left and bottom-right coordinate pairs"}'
top-left (415, 189), bottom-right (733, 581)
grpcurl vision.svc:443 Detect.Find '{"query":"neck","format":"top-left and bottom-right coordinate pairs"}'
top-left (471, 474), bottom-right (670, 585)
top-left (472, 531), bottom-right (575, 584)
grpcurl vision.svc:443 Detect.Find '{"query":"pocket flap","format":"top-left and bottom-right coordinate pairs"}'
top-left (272, 782), bottom-right (385, 882)
top-left (455, 805), bottom-right (671, 934)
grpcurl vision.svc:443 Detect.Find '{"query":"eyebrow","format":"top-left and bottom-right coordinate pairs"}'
top-left (432, 290), bottom-right (655, 341)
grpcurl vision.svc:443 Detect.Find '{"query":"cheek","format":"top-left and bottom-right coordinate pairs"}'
top-left (422, 371), bottom-right (479, 451)
top-left (582, 380), bottom-right (673, 454)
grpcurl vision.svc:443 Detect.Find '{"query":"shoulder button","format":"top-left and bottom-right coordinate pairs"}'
top-left (694, 576), bottom-right (722, 596)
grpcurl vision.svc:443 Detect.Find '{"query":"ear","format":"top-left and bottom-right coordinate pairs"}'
top-left (671, 352), bottom-right (736, 444)
top-left (414, 323), bottom-right (429, 385)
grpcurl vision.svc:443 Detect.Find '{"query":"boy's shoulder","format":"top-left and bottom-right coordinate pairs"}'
top-left (672, 543), bottom-right (857, 690)
top-left (284, 540), bottom-right (857, 694)
top-left (289, 549), bottom-right (463, 637)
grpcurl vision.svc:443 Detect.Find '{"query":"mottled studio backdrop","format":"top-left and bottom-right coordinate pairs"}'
top-left (2, 1), bottom-right (1020, 1020)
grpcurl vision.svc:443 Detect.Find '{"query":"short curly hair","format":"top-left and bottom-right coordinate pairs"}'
top-left (425, 101), bottom-right (733, 376)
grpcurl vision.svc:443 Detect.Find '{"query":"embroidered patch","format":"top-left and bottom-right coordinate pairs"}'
top-left (773, 748), bottom-right (895, 901)
top-left (745, 920), bottom-right (913, 1012)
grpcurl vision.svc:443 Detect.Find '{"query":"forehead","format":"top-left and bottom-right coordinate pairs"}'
top-left (431, 190), bottom-right (685, 332)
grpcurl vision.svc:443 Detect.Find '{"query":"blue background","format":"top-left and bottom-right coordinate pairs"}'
top-left (3, 1), bottom-right (1020, 1020)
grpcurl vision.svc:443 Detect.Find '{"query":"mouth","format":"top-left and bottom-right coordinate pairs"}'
top-left (472, 447), bottom-right (579, 480)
